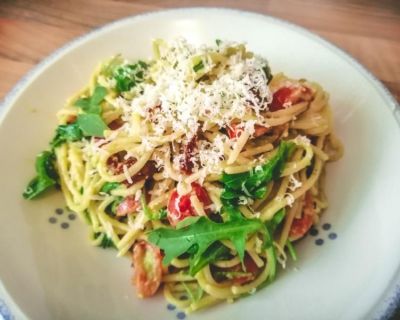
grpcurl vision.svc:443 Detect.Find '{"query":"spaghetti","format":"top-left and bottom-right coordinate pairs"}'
top-left (24, 38), bottom-right (343, 312)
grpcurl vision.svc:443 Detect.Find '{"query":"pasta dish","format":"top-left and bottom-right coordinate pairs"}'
top-left (23, 38), bottom-right (343, 312)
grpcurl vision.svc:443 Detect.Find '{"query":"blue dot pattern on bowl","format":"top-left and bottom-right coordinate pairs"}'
top-left (166, 304), bottom-right (187, 319)
top-left (312, 223), bottom-right (338, 246)
top-left (49, 217), bottom-right (57, 224)
top-left (0, 298), bottom-right (14, 320)
top-left (322, 223), bottom-right (331, 230)
top-left (49, 208), bottom-right (78, 230)
top-left (328, 232), bottom-right (337, 240)
top-left (167, 304), bottom-right (176, 311)
top-left (60, 222), bottom-right (69, 229)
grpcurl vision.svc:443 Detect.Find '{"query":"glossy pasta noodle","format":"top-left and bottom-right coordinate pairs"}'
top-left (24, 38), bottom-right (343, 313)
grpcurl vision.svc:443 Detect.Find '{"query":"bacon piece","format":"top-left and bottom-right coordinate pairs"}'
top-left (108, 117), bottom-right (125, 130)
top-left (132, 241), bottom-right (162, 298)
top-left (107, 151), bottom-right (137, 175)
top-left (116, 196), bottom-right (140, 216)
top-left (289, 192), bottom-right (315, 241)
top-left (179, 135), bottom-right (198, 175)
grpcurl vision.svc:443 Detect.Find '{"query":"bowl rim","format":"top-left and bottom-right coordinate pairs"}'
top-left (0, 7), bottom-right (399, 320)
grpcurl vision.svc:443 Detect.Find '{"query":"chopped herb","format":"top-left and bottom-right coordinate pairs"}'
top-left (286, 240), bottom-right (298, 261)
top-left (75, 85), bottom-right (107, 114)
top-left (76, 114), bottom-right (108, 137)
top-left (140, 194), bottom-right (169, 220)
top-left (221, 141), bottom-right (295, 206)
top-left (262, 64), bottom-right (273, 84)
top-left (215, 39), bottom-right (222, 46)
top-left (113, 61), bottom-right (148, 93)
top-left (95, 232), bottom-right (115, 249)
top-left (100, 182), bottom-right (121, 194)
top-left (188, 242), bottom-right (230, 276)
top-left (51, 123), bottom-right (83, 148)
top-left (193, 60), bottom-right (204, 73)
top-left (265, 208), bottom-right (286, 234)
top-left (105, 196), bottom-right (123, 216)
top-left (158, 208), bottom-right (168, 220)
top-left (23, 151), bottom-right (58, 199)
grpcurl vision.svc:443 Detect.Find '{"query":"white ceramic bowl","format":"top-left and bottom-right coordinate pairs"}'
top-left (1, 8), bottom-right (399, 320)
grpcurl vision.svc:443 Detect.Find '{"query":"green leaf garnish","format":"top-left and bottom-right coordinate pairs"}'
top-left (105, 197), bottom-right (123, 216)
top-left (286, 240), bottom-right (297, 261)
top-left (148, 211), bottom-right (265, 267)
top-left (95, 232), bottom-right (115, 249)
top-left (193, 60), bottom-right (204, 73)
top-left (158, 208), bottom-right (168, 220)
top-left (265, 208), bottom-right (286, 235)
top-left (262, 64), bottom-right (273, 84)
top-left (140, 194), bottom-right (168, 220)
top-left (113, 61), bottom-right (148, 93)
top-left (23, 151), bottom-right (58, 199)
top-left (221, 141), bottom-right (295, 206)
top-left (50, 123), bottom-right (83, 148)
top-left (188, 242), bottom-right (230, 276)
top-left (76, 114), bottom-right (108, 137)
top-left (100, 182), bottom-right (121, 194)
top-left (75, 85), bottom-right (107, 114)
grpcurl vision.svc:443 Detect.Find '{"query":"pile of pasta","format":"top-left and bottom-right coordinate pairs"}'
top-left (26, 39), bottom-right (343, 312)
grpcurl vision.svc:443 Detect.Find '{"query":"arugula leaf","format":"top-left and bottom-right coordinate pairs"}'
top-left (113, 61), bottom-right (148, 93)
top-left (189, 242), bottom-right (230, 276)
top-left (265, 208), bottom-right (286, 235)
top-left (100, 182), bottom-right (120, 194)
top-left (148, 214), bottom-right (264, 266)
top-left (105, 196), bottom-right (123, 216)
top-left (76, 114), bottom-right (108, 137)
top-left (264, 224), bottom-right (277, 279)
top-left (158, 208), bottom-right (168, 220)
top-left (140, 195), bottom-right (169, 221)
top-left (286, 240), bottom-right (297, 261)
top-left (262, 64), bottom-right (273, 84)
top-left (95, 232), bottom-right (115, 249)
top-left (221, 141), bottom-right (295, 205)
top-left (91, 86), bottom-right (108, 105)
top-left (23, 151), bottom-right (58, 199)
top-left (193, 60), bottom-right (204, 72)
top-left (51, 123), bottom-right (83, 148)
top-left (75, 86), bottom-right (107, 114)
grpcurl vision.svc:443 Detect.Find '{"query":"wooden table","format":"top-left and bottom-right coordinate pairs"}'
top-left (0, 0), bottom-right (399, 103)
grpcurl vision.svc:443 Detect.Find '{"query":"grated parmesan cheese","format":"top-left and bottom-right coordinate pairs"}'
top-left (122, 164), bottom-right (133, 185)
top-left (288, 174), bottom-right (302, 191)
top-left (295, 135), bottom-right (311, 146)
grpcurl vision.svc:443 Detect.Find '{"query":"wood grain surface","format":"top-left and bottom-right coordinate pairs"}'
top-left (0, 0), bottom-right (399, 103)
